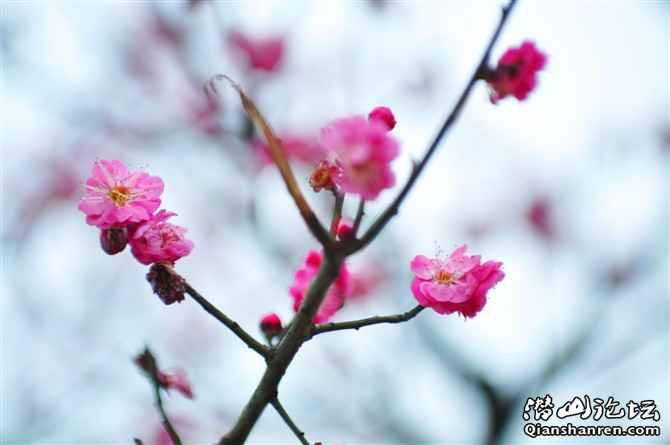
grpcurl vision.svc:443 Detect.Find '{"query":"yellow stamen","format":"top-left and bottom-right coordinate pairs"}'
top-left (434, 270), bottom-right (454, 285)
top-left (107, 186), bottom-right (131, 207)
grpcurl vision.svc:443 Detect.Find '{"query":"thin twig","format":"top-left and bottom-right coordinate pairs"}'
top-left (184, 282), bottom-right (271, 358)
top-left (346, 0), bottom-right (518, 255)
top-left (153, 377), bottom-right (183, 445)
top-left (352, 198), bottom-right (365, 236)
top-left (307, 305), bottom-right (425, 339)
top-left (209, 75), bottom-right (332, 248)
top-left (330, 191), bottom-right (344, 237)
top-left (271, 399), bottom-right (309, 445)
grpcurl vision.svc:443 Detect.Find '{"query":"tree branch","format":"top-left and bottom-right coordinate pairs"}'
top-left (330, 191), bottom-right (344, 237)
top-left (208, 75), bottom-right (332, 248)
top-left (184, 282), bottom-right (271, 358)
top-left (345, 0), bottom-right (518, 255)
top-left (352, 198), bottom-right (365, 236)
top-left (153, 374), bottom-right (183, 445)
top-left (307, 305), bottom-right (425, 339)
top-left (271, 399), bottom-right (309, 445)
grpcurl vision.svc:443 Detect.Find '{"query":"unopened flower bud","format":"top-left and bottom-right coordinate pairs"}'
top-left (368, 106), bottom-right (396, 131)
top-left (336, 219), bottom-right (354, 240)
top-left (260, 312), bottom-right (283, 340)
top-left (146, 262), bottom-right (186, 305)
top-left (100, 227), bottom-right (128, 255)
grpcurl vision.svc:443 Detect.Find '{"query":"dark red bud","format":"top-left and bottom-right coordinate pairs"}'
top-left (100, 227), bottom-right (128, 255)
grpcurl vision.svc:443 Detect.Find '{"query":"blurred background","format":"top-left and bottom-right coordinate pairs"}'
top-left (1, 0), bottom-right (668, 444)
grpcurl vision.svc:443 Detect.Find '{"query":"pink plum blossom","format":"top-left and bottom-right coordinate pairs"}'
top-left (228, 31), bottom-right (284, 73)
top-left (78, 159), bottom-right (164, 229)
top-left (410, 245), bottom-right (504, 318)
top-left (130, 210), bottom-right (194, 265)
top-left (289, 250), bottom-right (351, 323)
top-left (487, 40), bottom-right (547, 104)
top-left (320, 115), bottom-right (399, 200)
top-left (368, 106), bottom-right (396, 131)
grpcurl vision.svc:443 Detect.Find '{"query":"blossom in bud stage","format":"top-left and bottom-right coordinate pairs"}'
top-left (486, 40), bottom-right (546, 104)
top-left (228, 31), bottom-right (284, 73)
top-left (157, 369), bottom-right (194, 399)
top-left (368, 106), bottom-right (396, 131)
top-left (252, 134), bottom-right (325, 168)
top-left (78, 159), bottom-right (164, 229)
top-left (335, 219), bottom-right (354, 240)
top-left (135, 349), bottom-right (194, 399)
top-left (259, 313), bottom-right (283, 339)
top-left (130, 210), bottom-right (193, 265)
top-left (309, 160), bottom-right (342, 192)
top-left (100, 227), bottom-right (129, 255)
top-left (410, 245), bottom-right (504, 318)
top-left (289, 250), bottom-right (351, 323)
top-left (320, 115), bottom-right (399, 200)
top-left (146, 262), bottom-right (187, 305)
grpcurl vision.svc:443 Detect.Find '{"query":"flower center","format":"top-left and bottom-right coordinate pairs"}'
top-left (434, 270), bottom-right (454, 285)
top-left (107, 186), bottom-right (132, 207)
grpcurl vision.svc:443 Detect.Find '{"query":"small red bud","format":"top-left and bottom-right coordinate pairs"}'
top-left (100, 227), bottom-right (128, 255)
top-left (368, 106), bottom-right (396, 131)
top-left (336, 219), bottom-right (354, 240)
top-left (259, 312), bottom-right (283, 340)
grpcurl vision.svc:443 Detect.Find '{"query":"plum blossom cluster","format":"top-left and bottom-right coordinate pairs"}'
top-left (78, 159), bottom-right (193, 304)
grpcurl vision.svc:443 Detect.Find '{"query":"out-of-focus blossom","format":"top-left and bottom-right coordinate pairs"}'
top-left (348, 260), bottom-right (385, 300)
top-left (289, 250), bottom-right (350, 323)
top-left (320, 115), bottom-right (399, 200)
top-left (486, 40), bottom-right (546, 104)
top-left (158, 369), bottom-right (194, 399)
top-left (146, 262), bottom-right (187, 305)
top-left (410, 245), bottom-right (504, 318)
top-left (252, 134), bottom-right (325, 167)
top-left (134, 349), bottom-right (193, 399)
top-left (148, 9), bottom-right (184, 49)
top-left (100, 227), bottom-right (129, 255)
top-left (130, 210), bottom-right (193, 265)
top-left (368, 106), bottom-right (396, 131)
top-left (526, 197), bottom-right (554, 239)
top-left (185, 91), bottom-right (223, 138)
top-left (309, 160), bottom-right (342, 192)
top-left (78, 159), bottom-right (164, 229)
top-left (260, 312), bottom-right (283, 339)
top-left (228, 31), bottom-right (284, 73)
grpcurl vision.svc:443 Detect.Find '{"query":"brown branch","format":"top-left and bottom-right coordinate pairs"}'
top-left (352, 198), bottom-right (365, 236)
top-left (271, 399), bottom-right (309, 445)
top-left (329, 191), bottom-right (344, 237)
top-left (345, 0), bottom-right (518, 255)
top-left (218, 254), bottom-right (342, 444)
top-left (208, 75), bottom-right (332, 248)
top-left (307, 305), bottom-right (425, 340)
top-left (184, 282), bottom-right (271, 358)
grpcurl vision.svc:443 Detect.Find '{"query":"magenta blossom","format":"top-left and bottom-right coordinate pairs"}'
top-left (78, 159), bottom-right (164, 229)
top-left (228, 31), bottom-right (284, 73)
top-left (410, 245), bottom-right (504, 318)
top-left (321, 115), bottom-right (399, 200)
top-left (289, 250), bottom-right (350, 323)
top-left (487, 40), bottom-right (547, 104)
top-left (130, 210), bottom-right (194, 265)
top-left (259, 312), bottom-right (283, 339)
